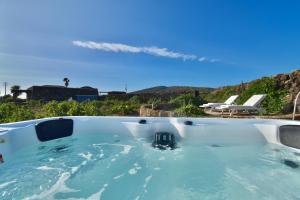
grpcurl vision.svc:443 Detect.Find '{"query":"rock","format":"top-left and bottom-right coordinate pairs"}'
top-left (139, 105), bottom-right (178, 117)
top-left (276, 74), bottom-right (290, 82)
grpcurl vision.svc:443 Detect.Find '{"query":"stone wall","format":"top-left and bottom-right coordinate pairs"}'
top-left (273, 70), bottom-right (300, 112)
top-left (274, 70), bottom-right (300, 102)
top-left (139, 105), bottom-right (178, 117)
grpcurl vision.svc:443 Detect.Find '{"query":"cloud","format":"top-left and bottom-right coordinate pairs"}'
top-left (72, 41), bottom-right (217, 63)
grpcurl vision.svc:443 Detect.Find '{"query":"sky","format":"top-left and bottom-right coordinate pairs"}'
top-left (0, 0), bottom-right (300, 95)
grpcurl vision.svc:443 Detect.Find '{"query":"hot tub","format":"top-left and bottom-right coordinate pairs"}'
top-left (0, 117), bottom-right (300, 199)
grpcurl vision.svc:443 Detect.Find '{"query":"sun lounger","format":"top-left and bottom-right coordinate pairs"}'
top-left (200, 95), bottom-right (239, 109)
top-left (216, 94), bottom-right (267, 116)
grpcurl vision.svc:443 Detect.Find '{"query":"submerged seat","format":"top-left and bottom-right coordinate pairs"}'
top-left (152, 132), bottom-right (176, 150)
top-left (35, 118), bottom-right (73, 142)
top-left (138, 119), bottom-right (147, 124)
top-left (184, 120), bottom-right (193, 125)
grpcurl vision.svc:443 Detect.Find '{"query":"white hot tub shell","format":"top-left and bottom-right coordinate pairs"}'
top-left (1, 116), bottom-right (300, 162)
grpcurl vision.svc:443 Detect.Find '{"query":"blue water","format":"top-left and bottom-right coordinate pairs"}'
top-left (1, 132), bottom-right (300, 200)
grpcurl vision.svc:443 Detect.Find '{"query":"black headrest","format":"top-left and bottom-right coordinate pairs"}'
top-left (279, 125), bottom-right (300, 149)
top-left (35, 118), bottom-right (73, 142)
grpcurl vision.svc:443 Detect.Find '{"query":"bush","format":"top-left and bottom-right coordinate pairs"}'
top-left (111, 102), bottom-right (137, 115)
top-left (81, 101), bottom-right (103, 116)
top-left (170, 93), bottom-right (205, 107)
top-left (147, 97), bottom-right (162, 105)
top-left (40, 101), bottom-right (60, 117)
top-left (11, 106), bottom-right (35, 122)
top-left (1, 95), bottom-right (13, 103)
top-left (40, 101), bottom-right (86, 117)
top-left (129, 95), bottom-right (141, 105)
top-left (175, 104), bottom-right (205, 117)
top-left (27, 100), bottom-right (43, 108)
top-left (66, 101), bottom-right (84, 116)
top-left (0, 103), bottom-right (34, 123)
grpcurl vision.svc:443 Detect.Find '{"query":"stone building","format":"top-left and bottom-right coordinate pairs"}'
top-left (24, 85), bottom-right (99, 101)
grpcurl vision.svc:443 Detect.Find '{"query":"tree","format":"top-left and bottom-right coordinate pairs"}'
top-left (238, 81), bottom-right (246, 94)
top-left (10, 85), bottom-right (21, 100)
top-left (63, 78), bottom-right (70, 87)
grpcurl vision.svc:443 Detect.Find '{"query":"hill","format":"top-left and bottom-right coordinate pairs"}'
top-left (131, 70), bottom-right (300, 114)
top-left (131, 86), bottom-right (214, 95)
top-left (204, 70), bottom-right (300, 113)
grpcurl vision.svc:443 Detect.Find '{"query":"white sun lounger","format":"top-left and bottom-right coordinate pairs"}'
top-left (200, 95), bottom-right (239, 109)
top-left (216, 94), bottom-right (267, 116)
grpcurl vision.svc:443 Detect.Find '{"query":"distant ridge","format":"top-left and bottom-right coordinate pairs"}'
top-left (131, 86), bottom-right (214, 95)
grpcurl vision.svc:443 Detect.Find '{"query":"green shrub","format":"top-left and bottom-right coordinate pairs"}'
top-left (81, 101), bottom-right (103, 116)
top-left (129, 95), bottom-right (141, 105)
top-left (66, 101), bottom-right (84, 116)
top-left (27, 100), bottom-right (43, 108)
top-left (0, 103), bottom-right (14, 123)
top-left (1, 95), bottom-right (13, 103)
top-left (11, 106), bottom-right (35, 122)
top-left (175, 104), bottom-right (205, 117)
top-left (40, 101), bottom-right (85, 117)
top-left (0, 103), bottom-right (34, 123)
top-left (147, 97), bottom-right (162, 105)
top-left (40, 101), bottom-right (60, 117)
top-left (111, 102), bottom-right (136, 115)
top-left (170, 93), bottom-right (205, 107)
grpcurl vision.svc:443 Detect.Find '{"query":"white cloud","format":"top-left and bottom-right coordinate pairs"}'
top-left (198, 57), bottom-right (206, 62)
top-left (72, 41), bottom-right (217, 63)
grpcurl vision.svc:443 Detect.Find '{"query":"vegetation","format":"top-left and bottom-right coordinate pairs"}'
top-left (63, 78), bottom-right (70, 87)
top-left (1, 95), bottom-right (13, 103)
top-left (147, 97), bottom-right (163, 108)
top-left (170, 93), bottom-right (205, 107)
top-left (0, 92), bottom-right (207, 123)
top-left (203, 86), bottom-right (238, 103)
top-left (0, 76), bottom-right (292, 123)
top-left (235, 77), bottom-right (288, 114)
top-left (203, 77), bottom-right (288, 114)
top-left (174, 104), bottom-right (205, 117)
top-left (0, 103), bottom-right (34, 123)
top-left (170, 93), bottom-right (206, 117)
top-left (10, 85), bottom-right (21, 100)
top-left (0, 99), bottom-right (140, 123)
top-left (132, 86), bottom-right (213, 95)
top-left (128, 95), bottom-right (141, 105)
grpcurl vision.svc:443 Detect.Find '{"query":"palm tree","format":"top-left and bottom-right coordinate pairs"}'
top-left (10, 85), bottom-right (21, 100)
top-left (63, 78), bottom-right (70, 87)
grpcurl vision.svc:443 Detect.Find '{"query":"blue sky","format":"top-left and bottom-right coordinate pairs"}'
top-left (0, 0), bottom-right (300, 95)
